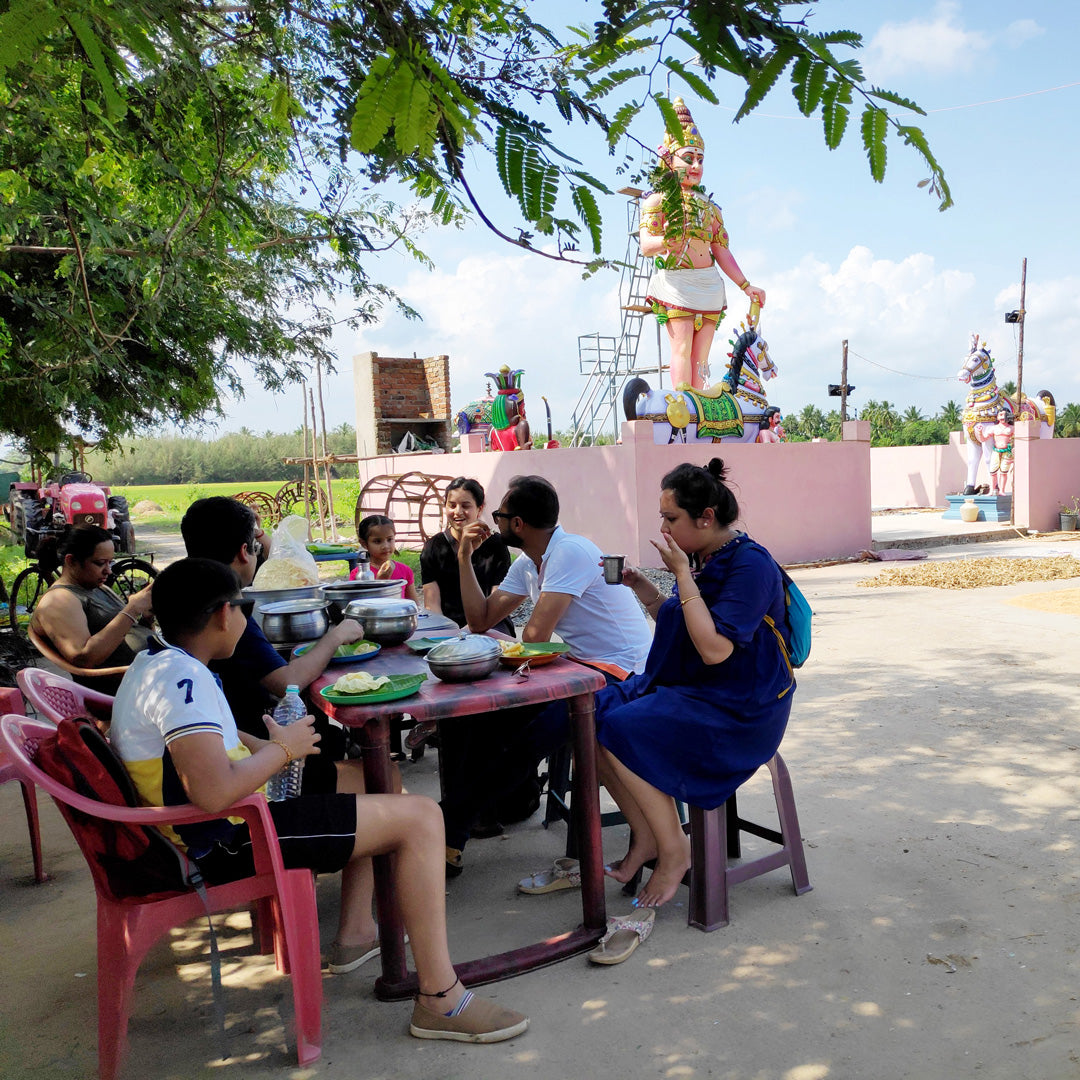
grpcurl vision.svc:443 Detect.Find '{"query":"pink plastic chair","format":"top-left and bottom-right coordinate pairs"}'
top-left (686, 752), bottom-right (812, 931)
top-left (0, 714), bottom-right (322, 1077)
top-left (17, 667), bottom-right (116, 727)
top-left (0, 685), bottom-right (47, 883)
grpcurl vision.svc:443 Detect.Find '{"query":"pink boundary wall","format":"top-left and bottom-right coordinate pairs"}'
top-left (869, 432), bottom-right (968, 507)
top-left (355, 419), bottom-right (873, 567)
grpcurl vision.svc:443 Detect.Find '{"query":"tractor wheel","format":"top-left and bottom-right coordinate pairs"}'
top-left (21, 499), bottom-right (47, 559)
top-left (108, 494), bottom-right (130, 517)
top-left (108, 557), bottom-right (157, 603)
top-left (8, 565), bottom-right (55, 637)
top-left (116, 520), bottom-right (136, 554)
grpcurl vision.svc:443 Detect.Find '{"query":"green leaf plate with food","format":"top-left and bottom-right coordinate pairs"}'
top-left (293, 640), bottom-right (381, 664)
top-left (306, 543), bottom-right (357, 555)
top-left (406, 635), bottom-right (458, 653)
top-left (320, 672), bottom-right (427, 705)
top-left (498, 642), bottom-right (571, 669)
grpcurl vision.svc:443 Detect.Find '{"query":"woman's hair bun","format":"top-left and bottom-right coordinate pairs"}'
top-left (706, 458), bottom-right (728, 482)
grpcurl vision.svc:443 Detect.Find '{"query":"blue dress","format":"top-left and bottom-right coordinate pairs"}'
top-left (595, 535), bottom-right (794, 810)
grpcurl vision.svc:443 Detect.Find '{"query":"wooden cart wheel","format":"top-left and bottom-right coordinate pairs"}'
top-left (276, 480), bottom-right (328, 523)
top-left (232, 491), bottom-right (281, 527)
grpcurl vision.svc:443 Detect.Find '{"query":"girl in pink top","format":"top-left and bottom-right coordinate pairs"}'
top-left (350, 515), bottom-right (419, 602)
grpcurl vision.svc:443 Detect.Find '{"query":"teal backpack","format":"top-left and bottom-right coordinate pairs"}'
top-left (764, 565), bottom-right (812, 669)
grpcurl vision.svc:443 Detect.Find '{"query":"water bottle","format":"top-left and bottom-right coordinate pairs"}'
top-left (356, 551), bottom-right (375, 580)
top-left (265, 684), bottom-right (306, 801)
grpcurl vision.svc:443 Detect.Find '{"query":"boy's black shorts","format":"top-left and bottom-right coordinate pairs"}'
top-left (194, 793), bottom-right (357, 885)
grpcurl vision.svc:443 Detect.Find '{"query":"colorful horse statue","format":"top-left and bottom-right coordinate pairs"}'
top-left (622, 324), bottom-right (779, 444)
top-left (957, 333), bottom-right (1056, 494)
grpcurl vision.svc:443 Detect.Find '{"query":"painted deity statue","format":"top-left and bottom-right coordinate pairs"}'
top-left (988, 408), bottom-right (1014, 495)
top-left (623, 322), bottom-right (780, 444)
top-left (757, 406), bottom-right (785, 443)
top-left (639, 98), bottom-right (766, 391)
top-left (956, 332), bottom-right (1057, 494)
top-left (486, 365), bottom-right (531, 451)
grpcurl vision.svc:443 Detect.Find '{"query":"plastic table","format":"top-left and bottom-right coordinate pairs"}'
top-left (312, 645), bottom-right (608, 1000)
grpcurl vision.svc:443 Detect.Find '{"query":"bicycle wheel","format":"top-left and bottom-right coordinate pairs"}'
top-left (8, 566), bottom-right (55, 636)
top-left (108, 557), bottom-right (157, 602)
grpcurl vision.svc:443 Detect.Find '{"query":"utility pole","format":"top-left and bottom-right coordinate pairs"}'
top-left (840, 339), bottom-right (849, 422)
top-left (1015, 257), bottom-right (1027, 409)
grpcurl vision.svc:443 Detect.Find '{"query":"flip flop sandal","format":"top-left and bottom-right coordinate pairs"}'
top-left (517, 857), bottom-right (581, 894)
top-left (587, 909), bottom-right (655, 966)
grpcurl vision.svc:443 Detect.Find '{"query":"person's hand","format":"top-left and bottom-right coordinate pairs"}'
top-left (329, 618), bottom-right (365, 646)
top-left (745, 284), bottom-right (766, 307)
top-left (620, 565), bottom-right (649, 591)
top-left (650, 533), bottom-right (690, 575)
top-left (125, 584), bottom-right (154, 619)
top-left (264, 713), bottom-right (321, 759)
top-left (459, 520), bottom-right (490, 558)
top-left (375, 560), bottom-right (394, 580)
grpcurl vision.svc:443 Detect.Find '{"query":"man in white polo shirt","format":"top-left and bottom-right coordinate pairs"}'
top-left (438, 475), bottom-right (652, 874)
top-left (459, 474), bottom-right (651, 674)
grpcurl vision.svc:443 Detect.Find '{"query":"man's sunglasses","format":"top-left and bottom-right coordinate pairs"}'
top-left (491, 510), bottom-right (514, 521)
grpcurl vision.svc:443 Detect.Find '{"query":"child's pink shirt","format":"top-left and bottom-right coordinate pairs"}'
top-left (350, 560), bottom-right (415, 590)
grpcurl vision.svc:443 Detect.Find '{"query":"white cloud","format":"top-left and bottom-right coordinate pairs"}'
top-left (867, 2), bottom-right (990, 80)
top-left (1003, 20), bottom-right (1044, 47)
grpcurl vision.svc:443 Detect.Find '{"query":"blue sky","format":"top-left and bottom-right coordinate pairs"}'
top-left (222, 0), bottom-right (1080, 437)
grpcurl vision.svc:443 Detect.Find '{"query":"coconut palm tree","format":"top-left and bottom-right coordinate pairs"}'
top-left (1055, 402), bottom-right (1080, 439)
top-left (937, 400), bottom-right (963, 429)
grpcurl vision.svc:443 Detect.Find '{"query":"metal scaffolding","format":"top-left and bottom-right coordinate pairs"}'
top-left (567, 188), bottom-right (666, 446)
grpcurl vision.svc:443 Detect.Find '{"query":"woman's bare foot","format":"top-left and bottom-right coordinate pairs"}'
top-left (604, 840), bottom-right (657, 885)
top-left (634, 837), bottom-right (692, 908)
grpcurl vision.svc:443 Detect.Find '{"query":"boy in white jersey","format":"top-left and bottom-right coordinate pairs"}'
top-left (111, 557), bottom-right (527, 1044)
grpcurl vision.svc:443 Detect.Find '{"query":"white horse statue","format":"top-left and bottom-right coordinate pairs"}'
top-left (623, 324), bottom-right (779, 444)
top-left (957, 332), bottom-right (1055, 494)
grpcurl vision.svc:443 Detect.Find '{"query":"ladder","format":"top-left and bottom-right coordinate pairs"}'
top-left (567, 189), bottom-right (666, 447)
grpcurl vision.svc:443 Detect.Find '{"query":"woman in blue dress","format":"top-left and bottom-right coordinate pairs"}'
top-left (598, 458), bottom-right (794, 908)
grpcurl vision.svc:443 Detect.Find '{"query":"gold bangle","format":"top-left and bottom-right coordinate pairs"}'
top-left (680, 594), bottom-right (705, 607)
top-left (270, 739), bottom-right (293, 766)
top-left (120, 609), bottom-right (139, 625)
top-left (735, 278), bottom-right (749, 290)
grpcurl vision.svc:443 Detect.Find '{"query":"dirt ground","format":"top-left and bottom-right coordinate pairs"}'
top-left (2, 534), bottom-right (1079, 1080)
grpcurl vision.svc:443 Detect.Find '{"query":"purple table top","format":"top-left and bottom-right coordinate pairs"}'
top-left (313, 645), bottom-right (606, 725)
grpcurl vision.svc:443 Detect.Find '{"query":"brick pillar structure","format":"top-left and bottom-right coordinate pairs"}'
top-left (353, 352), bottom-right (452, 457)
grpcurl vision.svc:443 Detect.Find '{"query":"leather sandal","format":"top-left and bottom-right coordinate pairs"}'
top-left (587, 909), bottom-right (655, 965)
top-left (517, 856), bottom-right (581, 894)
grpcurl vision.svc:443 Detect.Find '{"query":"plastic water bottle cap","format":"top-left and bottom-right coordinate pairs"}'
top-left (285, 684), bottom-right (300, 694)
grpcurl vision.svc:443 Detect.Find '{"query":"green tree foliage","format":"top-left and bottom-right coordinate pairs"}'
top-left (1054, 402), bottom-right (1080, 439)
top-left (0, 3), bottom-right (436, 464)
top-left (782, 398), bottom-right (962, 445)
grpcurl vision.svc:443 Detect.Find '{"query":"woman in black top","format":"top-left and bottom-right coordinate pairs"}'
top-left (421, 477), bottom-right (516, 638)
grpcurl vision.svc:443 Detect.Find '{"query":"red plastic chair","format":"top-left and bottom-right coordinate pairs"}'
top-left (17, 667), bottom-right (116, 727)
top-left (0, 685), bottom-right (47, 883)
top-left (0, 714), bottom-right (322, 1077)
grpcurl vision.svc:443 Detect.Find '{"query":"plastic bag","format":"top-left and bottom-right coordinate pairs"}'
top-left (252, 514), bottom-right (319, 588)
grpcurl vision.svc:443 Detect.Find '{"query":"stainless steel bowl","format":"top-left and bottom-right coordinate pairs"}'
top-left (242, 584), bottom-right (321, 628)
top-left (426, 634), bottom-right (501, 682)
top-left (320, 579), bottom-right (403, 622)
top-left (343, 597), bottom-right (418, 645)
top-left (259, 598), bottom-right (330, 644)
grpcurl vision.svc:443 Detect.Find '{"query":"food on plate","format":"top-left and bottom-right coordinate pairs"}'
top-left (253, 557), bottom-right (319, 588)
top-left (333, 671), bottom-right (391, 694)
top-left (499, 641), bottom-right (526, 656)
top-left (338, 641), bottom-right (378, 657)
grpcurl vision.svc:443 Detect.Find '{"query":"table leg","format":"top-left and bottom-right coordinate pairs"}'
top-left (355, 713), bottom-right (409, 987)
top-left (568, 690), bottom-right (607, 932)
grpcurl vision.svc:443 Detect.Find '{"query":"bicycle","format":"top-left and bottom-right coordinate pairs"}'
top-left (7, 554), bottom-right (157, 638)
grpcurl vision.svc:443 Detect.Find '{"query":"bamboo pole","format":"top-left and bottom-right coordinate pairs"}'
top-left (1011, 257), bottom-right (1027, 527)
top-left (301, 381), bottom-right (312, 540)
top-left (315, 359), bottom-right (339, 540)
top-left (308, 387), bottom-right (326, 540)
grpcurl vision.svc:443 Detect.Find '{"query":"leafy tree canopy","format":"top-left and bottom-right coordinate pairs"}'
top-left (0, 0), bottom-right (950, 461)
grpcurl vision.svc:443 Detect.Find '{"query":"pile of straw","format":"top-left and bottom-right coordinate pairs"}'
top-left (858, 555), bottom-right (1080, 590)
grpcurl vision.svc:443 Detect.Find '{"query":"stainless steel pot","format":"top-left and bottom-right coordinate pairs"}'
top-left (343, 597), bottom-right (418, 645)
top-left (259, 598), bottom-right (330, 644)
top-left (320, 579), bottom-right (403, 622)
top-left (242, 584), bottom-right (321, 628)
top-left (426, 633), bottom-right (501, 682)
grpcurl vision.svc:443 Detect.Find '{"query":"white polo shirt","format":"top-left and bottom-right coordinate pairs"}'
top-left (499, 526), bottom-right (652, 673)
